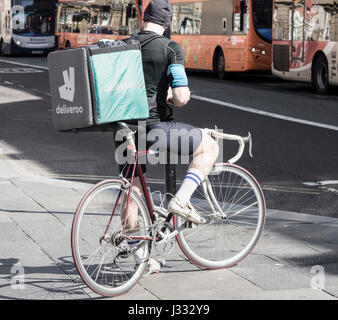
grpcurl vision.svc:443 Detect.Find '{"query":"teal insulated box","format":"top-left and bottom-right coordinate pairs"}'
top-left (48, 41), bottom-right (149, 131)
top-left (89, 45), bottom-right (149, 125)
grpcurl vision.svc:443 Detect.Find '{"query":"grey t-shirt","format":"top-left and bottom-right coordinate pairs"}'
top-left (132, 31), bottom-right (186, 124)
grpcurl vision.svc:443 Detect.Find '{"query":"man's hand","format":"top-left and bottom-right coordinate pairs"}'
top-left (167, 87), bottom-right (174, 105)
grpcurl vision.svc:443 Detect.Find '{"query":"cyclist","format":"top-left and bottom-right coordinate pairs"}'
top-left (115, 0), bottom-right (219, 228)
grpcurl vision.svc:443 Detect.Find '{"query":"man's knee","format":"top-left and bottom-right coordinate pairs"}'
top-left (200, 129), bottom-right (219, 158)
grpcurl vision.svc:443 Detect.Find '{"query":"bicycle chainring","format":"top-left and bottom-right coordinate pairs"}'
top-left (152, 221), bottom-right (176, 256)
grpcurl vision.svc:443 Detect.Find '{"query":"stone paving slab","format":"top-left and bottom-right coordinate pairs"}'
top-left (0, 170), bottom-right (337, 300)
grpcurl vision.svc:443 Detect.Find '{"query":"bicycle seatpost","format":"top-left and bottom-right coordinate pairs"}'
top-left (126, 133), bottom-right (137, 155)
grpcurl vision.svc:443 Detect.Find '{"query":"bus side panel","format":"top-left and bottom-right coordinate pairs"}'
top-left (172, 33), bottom-right (270, 72)
top-left (223, 35), bottom-right (248, 72)
top-left (272, 40), bottom-right (334, 83)
top-left (171, 0), bottom-right (249, 72)
top-left (56, 0), bottom-right (140, 50)
top-left (171, 0), bottom-right (271, 72)
top-left (171, 34), bottom-right (249, 72)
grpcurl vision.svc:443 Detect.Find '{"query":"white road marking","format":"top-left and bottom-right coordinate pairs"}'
top-left (0, 67), bottom-right (43, 73)
top-left (192, 94), bottom-right (338, 132)
top-left (0, 58), bottom-right (48, 70)
top-left (303, 180), bottom-right (338, 186)
top-left (303, 181), bottom-right (338, 194)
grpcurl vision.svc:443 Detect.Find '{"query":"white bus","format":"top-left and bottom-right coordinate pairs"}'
top-left (272, 0), bottom-right (338, 94)
top-left (0, 0), bottom-right (57, 55)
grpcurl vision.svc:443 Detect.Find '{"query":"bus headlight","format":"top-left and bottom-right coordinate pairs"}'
top-left (16, 40), bottom-right (21, 46)
top-left (262, 50), bottom-right (266, 55)
top-left (251, 47), bottom-right (256, 53)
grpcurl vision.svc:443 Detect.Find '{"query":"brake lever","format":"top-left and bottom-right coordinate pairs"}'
top-left (243, 132), bottom-right (253, 158)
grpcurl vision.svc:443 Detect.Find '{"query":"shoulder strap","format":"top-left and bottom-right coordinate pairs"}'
top-left (123, 34), bottom-right (164, 49)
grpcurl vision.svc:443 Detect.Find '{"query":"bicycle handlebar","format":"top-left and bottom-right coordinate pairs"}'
top-left (208, 129), bottom-right (253, 164)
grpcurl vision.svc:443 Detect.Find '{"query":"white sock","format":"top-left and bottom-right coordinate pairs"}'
top-left (175, 168), bottom-right (204, 204)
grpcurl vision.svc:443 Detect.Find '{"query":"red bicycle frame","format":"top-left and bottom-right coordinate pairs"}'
top-left (102, 148), bottom-right (173, 241)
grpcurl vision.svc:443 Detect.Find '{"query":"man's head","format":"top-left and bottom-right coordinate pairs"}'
top-left (143, 0), bottom-right (172, 30)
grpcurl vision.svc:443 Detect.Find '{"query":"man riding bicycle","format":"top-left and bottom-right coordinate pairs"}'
top-left (115, 0), bottom-right (219, 228)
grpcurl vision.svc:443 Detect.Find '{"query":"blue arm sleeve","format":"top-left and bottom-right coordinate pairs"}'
top-left (167, 64), bottom-right (188, 88)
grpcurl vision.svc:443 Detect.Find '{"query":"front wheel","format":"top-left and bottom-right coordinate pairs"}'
top-left (71, 179), bottom-right (152, 297)
top-left (174, 163), bottom-right (266, 269)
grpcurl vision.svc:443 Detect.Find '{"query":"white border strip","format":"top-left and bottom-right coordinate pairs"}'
top-left (0, 58), bottom-right (48, 70)
top-left (192, 94), bottom-right (338, 132)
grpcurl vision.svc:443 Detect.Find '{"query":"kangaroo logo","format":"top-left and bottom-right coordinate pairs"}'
top-left (59, 67), bottom-right (75, 102)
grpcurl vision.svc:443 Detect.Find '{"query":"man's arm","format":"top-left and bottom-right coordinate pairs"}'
top-left (167, 86), bottom-right (190, 107)
top-left (167, 63), bottom-right (190, 107)
top-left (166, 41), bottom-right (191, 107)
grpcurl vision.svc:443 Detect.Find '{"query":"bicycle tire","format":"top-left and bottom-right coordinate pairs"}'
top-left (174, 163), bottom-right (266, 269)
top-left (71, 179), bottom-right (152, 297)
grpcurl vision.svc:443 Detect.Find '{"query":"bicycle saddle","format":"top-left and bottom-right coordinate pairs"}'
top-left (112, 122), bottom-right (140, 137)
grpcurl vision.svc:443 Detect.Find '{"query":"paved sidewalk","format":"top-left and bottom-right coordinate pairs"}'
top-left (0, 157), bottom-right (337, 300)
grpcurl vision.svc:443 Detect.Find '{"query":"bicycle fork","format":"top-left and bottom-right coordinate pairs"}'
top-left (201, 177), bottom-right (227, 219)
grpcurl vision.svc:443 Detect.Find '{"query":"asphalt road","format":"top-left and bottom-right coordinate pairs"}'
top-left (0, 56), bottom-right (337, 217)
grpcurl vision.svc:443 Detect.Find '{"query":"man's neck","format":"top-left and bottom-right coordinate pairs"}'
top-left (142, 22), bottom-right (165, 35)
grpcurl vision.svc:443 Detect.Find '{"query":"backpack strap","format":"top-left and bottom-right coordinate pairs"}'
top-left (123, 34), bottom-right (163, 48)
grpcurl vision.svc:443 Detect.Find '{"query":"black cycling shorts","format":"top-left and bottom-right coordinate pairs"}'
top-left (114, 121), bottom-right (202, 178)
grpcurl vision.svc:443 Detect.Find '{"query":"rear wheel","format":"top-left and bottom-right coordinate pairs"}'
top-left (0, 40), bottom-right (7, 56)
top-left (71, 180), bottom-right (152, 297)
top-left (214, 49), bottom-right (226, 79)
top-left (312, 55), bottom-right (329, 94)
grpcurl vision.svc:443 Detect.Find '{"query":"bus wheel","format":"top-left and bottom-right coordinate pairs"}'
top-left (214, 49), bottom-right (226, 80)
top-left (65, 41), bottom-right (71, 50)
top-left (312, 55), bottom-right (329, 94)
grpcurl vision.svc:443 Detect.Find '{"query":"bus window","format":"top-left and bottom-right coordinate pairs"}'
top-left (252, 0), bottom-right (272, 42)
top-left (171, 3), bottom-right (202, 35)
top-left (273, 0), bottom-right (292, 41)
top-left (55, 0), bottom-right (141, 49)
top-left (233, 0), bottom-right (248, 33)
top-left (12, 0), bottom-right (56, 35)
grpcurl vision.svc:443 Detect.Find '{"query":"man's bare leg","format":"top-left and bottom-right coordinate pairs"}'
top-left (168, 130), bottom-right (219, 223)
top-left (121, 177), bottom-right (143, 233)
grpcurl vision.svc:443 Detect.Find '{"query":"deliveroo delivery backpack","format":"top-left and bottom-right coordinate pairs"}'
top-left (48, 38), bottom-right (152, 131)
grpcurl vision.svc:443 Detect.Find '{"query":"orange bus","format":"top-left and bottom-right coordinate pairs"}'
top-left (55, 0), bottom-right (142, 50)
top-left (272, 0), bottom-right (337, 94)
top-left (56, 0), bottom-right (272, 79)
top-left (165, 0), bottom-right (273, 78)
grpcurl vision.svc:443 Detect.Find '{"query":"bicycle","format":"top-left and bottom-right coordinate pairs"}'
top-left (71, 122), bottom-right (266, 297)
